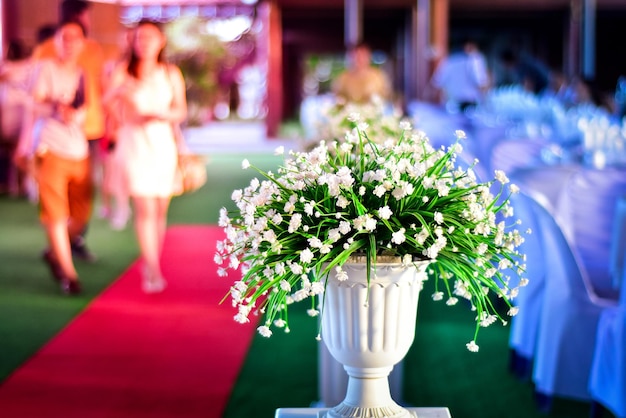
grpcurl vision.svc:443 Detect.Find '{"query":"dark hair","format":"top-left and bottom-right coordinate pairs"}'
top-left (37, 24), bottom-right (57, 44)
top-left (500, 49), bottom-right (517, 65)
top-left (6, 40), bottom-right (25, 60)
top-left (60, 0), bottom-right (90, 21)
top-left (127, 19), bottom-right (166, 79)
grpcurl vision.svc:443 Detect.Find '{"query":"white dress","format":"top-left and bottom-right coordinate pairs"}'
top-left (116, 66), bottom-right (178, 198)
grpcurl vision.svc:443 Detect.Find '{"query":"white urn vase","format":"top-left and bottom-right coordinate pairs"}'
top-left (320, 256), bottom-right (429, 418)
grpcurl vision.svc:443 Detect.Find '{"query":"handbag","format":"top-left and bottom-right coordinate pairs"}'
top-left (176, 153), bottom-right (207, 195)
top-left (172, 124), bottom-right (207, 195)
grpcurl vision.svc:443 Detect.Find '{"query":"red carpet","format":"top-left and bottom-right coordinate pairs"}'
top-left (0, 226), bottom-right (255, 418)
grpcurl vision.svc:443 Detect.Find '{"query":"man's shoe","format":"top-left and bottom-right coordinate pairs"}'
top-left (71, 237), bottom-right (97, 262)
top-left (61, 278), bottom-right (82, 295)
top-left (42, 250), bottom-right (63, 281)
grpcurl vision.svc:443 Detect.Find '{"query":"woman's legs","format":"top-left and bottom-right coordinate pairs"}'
top-left (156, 196), bottom-right (170, 257)
top-left (44, 219), bottom-right (78, 281)
top-left (38, 153), bottom-right (90, 294)
top-left (133, 195), bottom-right (170, 291)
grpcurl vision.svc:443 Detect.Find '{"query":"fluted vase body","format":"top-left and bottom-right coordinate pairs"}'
top-left (321, 257), bottom-right (429, 418)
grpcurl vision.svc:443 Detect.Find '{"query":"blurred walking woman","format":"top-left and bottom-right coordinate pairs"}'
top-left (15, 20), bottom-right (91, 294)
top-left (104, 20), bottom-right (187, 293)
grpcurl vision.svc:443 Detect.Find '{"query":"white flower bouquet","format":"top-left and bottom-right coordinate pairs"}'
top-left (216, 115), bottom-right (528, 351)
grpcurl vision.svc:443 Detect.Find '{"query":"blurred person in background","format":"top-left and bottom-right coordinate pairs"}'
top-left (15, 20), bottom-right (91, 295)
top-left (332, 42), bottom-right (392, 105)
top-left (0, 40), bottom-right (29, 196)
top-left (32, 0), bottom-right (104, 262)
top-left (104, 20), bottom-right (187, 293)
top-left (498, 48), bottom-right (551, 96)
top-left (2, 25), bottom-right (57, 200)
top-left (98, 27), bottom-right (135, 231)
top-left (431, 37), bottom-right (490, 114)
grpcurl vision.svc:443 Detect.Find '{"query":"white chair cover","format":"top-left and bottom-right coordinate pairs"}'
top-left (531, 196), bottom-right (616, 401)
top-left (610, 196), bottom-right (626, 290)
top-left (556, 167), bottom-right (626, 300)
top-left (588, 284), bottom-right (626, 417)
top-left (509, 165), bottom-right (578, 215)
top-left (490, 137), bottom-right (551, 175)
top-left (508, 193), bottom-right (546, 361)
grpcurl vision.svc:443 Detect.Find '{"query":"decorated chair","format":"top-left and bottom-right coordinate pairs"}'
top-left (507, 192), bottom-right (546, 380)
top-left (610, 196), bottom-right (626, 290)
top-left (588, 196), bottom-right (626, 418)
top-left (530, 193), bottom-right (617, 411)
top-left (588, 289), bottom-right (626, 418)
top-left (556, 168), bottom-right (626, 300)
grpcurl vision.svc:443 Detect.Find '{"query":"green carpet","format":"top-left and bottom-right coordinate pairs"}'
top-left (0, 150), bottom-right (601, 418)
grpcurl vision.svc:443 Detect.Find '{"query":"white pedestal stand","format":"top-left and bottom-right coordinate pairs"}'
top-left (275, 407), bottom-right (452, 418)
top-left (318, 342), bottom-right (405, 407)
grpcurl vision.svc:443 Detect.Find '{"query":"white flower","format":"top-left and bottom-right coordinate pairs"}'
top-left (231, 189), bottom-right (243, 203)
top-left (274, 145), bottom-right (285, 155)
top-left (307, 309), bottom-right (319, 317)
top-left (432, 292), bottom-right (444, 301)
top-left (304, 201), bottom-right (315, 216)
top-left (288, 213), bottom-right (302, 233)
top-left (308, 237), bottom-right (323, 248)
top-left (335, 267), bottom-right (348, 281)
top-left (257, 325), bottom-right (272, 337)
top-left (354, 214), bottom-right (377, 232)
top-left (337, 196), bottom-right (350, 208)
top-left (480, 314), bottom-right (497, 327)
top-left (378, 206), bottom-right (393, 220)
top-left (392, 181), bottom-right (414, 200)
top-left (328, 228), bottom-right (341, 242)
top-left (434, 211), bottom-right (444, 224)
top-left (279, 280), bottom-right (291, 292)
top-left (494, 170), bottom-right (509, 184)
top-left (241, 159), bottom-right (250, 169)
top-left (399, 120), bottom-right (412, 131)
top-left (310, 281), bottom-right (324, 295)
top-left (234, 312), bottom-right (250, 324)
top-left (373, 184), bottom-right (387, 197)
top-left (275, 263), bottom-right (286, 275)
top-left (289, 262), bottom-right (303, 275)
top-left (339, 221), bottom-right (351, 234)
top-left (466, 340), bottom-right (479, 352)
top-left (300, 248), bottom-right (314, 264)
top-left (455, 130), bottom-right (467, 139)
top-left (347, 112), bottom-right (361, 122)
top-left (391, 228), bottom-right (406, 245)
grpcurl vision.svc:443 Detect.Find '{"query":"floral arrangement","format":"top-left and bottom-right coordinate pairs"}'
top-left (216, 114), bottom-right (528, 351)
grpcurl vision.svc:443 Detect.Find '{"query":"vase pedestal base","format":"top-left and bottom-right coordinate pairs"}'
top-left (274, 407), bottom-right (451, 418)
